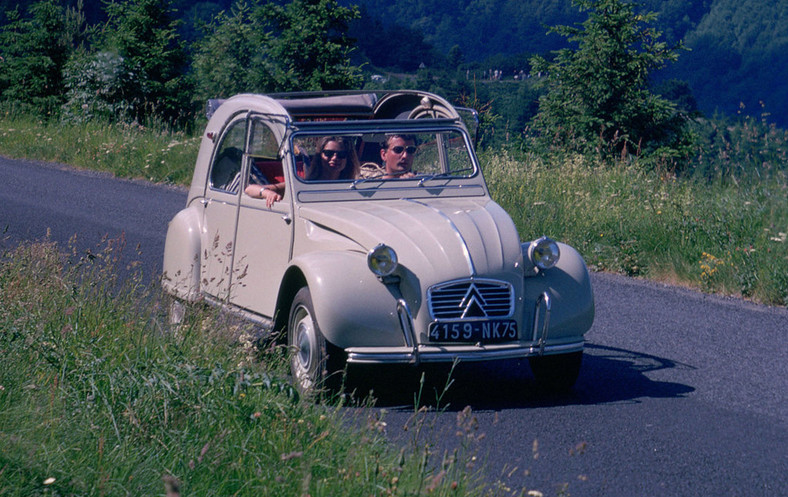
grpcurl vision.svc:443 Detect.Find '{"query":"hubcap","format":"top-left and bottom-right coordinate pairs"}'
top-left (296, 321), bottom-right (313, 369)
top-left (291, 305), bottom-right (317, 389)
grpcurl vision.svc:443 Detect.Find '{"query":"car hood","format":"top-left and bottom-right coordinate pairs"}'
top-left (297, 198), bottom-right (523, 281)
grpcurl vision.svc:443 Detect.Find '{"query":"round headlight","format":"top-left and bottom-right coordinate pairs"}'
top-left (367, 244), bottom-right (398, 277)
top-left (529, 236), bottom-right (560, 271)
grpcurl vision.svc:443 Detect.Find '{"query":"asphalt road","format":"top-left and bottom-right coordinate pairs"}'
top-left (2, 156), bottom-right (786, 496)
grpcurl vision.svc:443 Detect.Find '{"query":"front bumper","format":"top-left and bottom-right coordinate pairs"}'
top-left (345, 291), bottom-right (584, 365)
top-left (345, 339), bottom-right (584, 364)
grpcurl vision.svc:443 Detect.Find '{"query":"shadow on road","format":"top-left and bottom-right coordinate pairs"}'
top-left (341, 342), bottom-right (695, 411)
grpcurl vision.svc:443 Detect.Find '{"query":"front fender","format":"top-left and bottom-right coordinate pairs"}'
top-left (524, 242), bottom-right (595, 340)
top-left (288, 251), bottom-right (407, 349)
top-left (161, 206), bottom-right (202, 301)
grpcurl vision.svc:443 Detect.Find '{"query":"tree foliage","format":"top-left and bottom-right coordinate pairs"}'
top-left (97, 0), bottom-right (193, 126)
top-left (0, 0), bottom-right (85, 116)
top-left (264, 0), bottom-right (362, 91)
top-left (191, 1), bottom-right (272, 101)
top-left (529, 0), bottom-right (692, 162)
top-left (192, 0), bottom-right (362, 99)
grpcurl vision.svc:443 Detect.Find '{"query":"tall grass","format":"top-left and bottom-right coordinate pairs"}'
top-left (0, 239), bottom-right (485, 496)
top-left (482, 150), bottom-right (788, 305)
top-left (0, 110), bottom-right (198, 185)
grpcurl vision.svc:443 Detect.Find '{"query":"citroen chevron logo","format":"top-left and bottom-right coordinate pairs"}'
top-left (460, 283), bottom-right (488, 318)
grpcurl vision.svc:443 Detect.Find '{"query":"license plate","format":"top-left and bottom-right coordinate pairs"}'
top-left (428, 320), bottom-right (518, 343)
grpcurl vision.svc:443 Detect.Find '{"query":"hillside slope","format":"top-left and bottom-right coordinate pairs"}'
top-left (352, 0), bottom-right (788, 126)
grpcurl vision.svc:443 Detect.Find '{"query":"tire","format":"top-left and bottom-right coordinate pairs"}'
top-left (528, 351), bottom-right (583, 393)
top-left (287, 287), bottom-right (344, 398)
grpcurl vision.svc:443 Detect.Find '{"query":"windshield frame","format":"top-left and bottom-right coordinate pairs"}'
top-left (283, 121), bottom-right (488, 203)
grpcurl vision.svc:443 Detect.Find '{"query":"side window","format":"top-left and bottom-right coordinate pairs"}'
top-left (209, 120), bottom-right (246, 193)
top-left (247, 120), bottom-right (284, 186)
top-left (249, 119), bottom-right (278, 158)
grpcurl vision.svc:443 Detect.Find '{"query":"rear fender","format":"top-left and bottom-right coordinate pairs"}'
top-left (161, 206), bottom-right (202, 301)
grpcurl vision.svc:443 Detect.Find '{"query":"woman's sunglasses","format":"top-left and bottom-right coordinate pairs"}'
top-left (390, 146), bottom-right (417, 154)
top-left (322, 150), bottom-right (347, 159)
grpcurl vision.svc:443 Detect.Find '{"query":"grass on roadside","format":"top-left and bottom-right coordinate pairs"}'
top-left (0, 112), bottom-right (198, 185)
top-left (0, 239), bottom-right (486, 496)
top-left (482, 151), bottom-right (788, 306)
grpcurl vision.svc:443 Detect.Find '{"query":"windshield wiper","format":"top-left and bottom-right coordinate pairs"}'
top-left (416, 167), bottom-right (475, 186)
top-left (350, 175), bottom-right (382, 189)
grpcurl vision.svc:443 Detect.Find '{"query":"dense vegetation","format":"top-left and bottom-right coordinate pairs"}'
top-left (3, 0), bottom-right (788, 127)
top-left (348, 0), bottom-right (788, 129)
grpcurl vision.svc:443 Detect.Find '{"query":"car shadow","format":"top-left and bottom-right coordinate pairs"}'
top-left (341, 342), bottom-right (696, 411)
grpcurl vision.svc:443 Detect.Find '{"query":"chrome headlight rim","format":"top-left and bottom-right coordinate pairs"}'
top-left (528, 236), bottom-right (561, 271)
top-left (367, 243), bottom-right (399, 277)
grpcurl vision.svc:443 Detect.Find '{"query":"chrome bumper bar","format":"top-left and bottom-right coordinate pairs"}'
top-left (347, 291), bottom-right (581, 365)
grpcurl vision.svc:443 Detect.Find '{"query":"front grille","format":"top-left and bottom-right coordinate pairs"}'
top-left (428, 280), bottom-right (514, 319)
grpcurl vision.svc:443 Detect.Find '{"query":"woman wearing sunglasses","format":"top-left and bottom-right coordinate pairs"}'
top-left (305, 136), bottom-right (360, 181)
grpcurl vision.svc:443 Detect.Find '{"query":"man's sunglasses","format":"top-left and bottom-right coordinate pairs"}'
top-left (390, 146), bottom-right (417, 154)
top-left (322, 150), bottom-right (347, 159)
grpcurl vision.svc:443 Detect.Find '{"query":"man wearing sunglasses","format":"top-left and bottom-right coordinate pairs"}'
top-left (380, 134), bottom-right (417, 179)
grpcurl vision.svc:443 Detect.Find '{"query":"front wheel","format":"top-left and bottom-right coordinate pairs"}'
top-left (528, 351), bottom-right (583, 393)
top-left (288, 287), bottom-right (344, 398)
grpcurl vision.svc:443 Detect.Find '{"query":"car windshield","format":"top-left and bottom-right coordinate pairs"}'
top-left (290, 129), bottom-right (477, 185)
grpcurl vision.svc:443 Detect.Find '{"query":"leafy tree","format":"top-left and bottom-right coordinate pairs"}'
top-left (529, 0), bottom-right (693, 162)
top-left (191, 1), bottom-right (273, 101)
top-left (97, 0), bottom-right (193, 126)
top-left (0, 0), bottom-right (85, 116)
top-left (193, 0), bottom-right (362, 98)
top-left (264, 0), bottom-right (362, 91)
top-left (447, 45), bottom-right (464, 69)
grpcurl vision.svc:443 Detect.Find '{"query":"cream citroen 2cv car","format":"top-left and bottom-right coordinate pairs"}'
top-left (162, 90), bottom-right (594, 396)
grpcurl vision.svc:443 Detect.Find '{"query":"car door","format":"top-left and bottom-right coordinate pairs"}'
top-left (230, 116), bottom-right (294, 317)
top-left (201, 117), bottom-right (246, 301)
